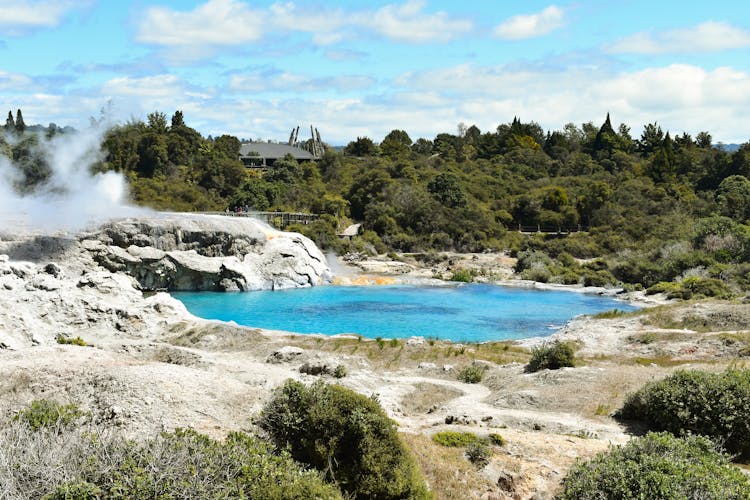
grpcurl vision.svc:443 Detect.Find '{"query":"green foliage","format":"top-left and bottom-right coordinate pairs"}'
top-left (259, 379), bottom-right (431, 500)
top-left (333, 364), bottom-right (347, 378)
top-left (619, 369), bottom-right (750, 458)
top-left (56, 335), bottom-right (87, 346)
top-left (431, 431), bottom-right (478, 447)
top-left (526, 341), bottom-right (575, 372)
top-left (487, 433), bottom-right (506, 446)
top-left (45, 482), bottom-right (102, 500)
top-left (13, 400), bottom-right (83, 431)
top-left (647, 276), bottom-right (733, 299)
top-left (449, 269), bottom-right (473, 283)
top-left (457, 362), bottom-right (489, 383)
top-left (465, 442), bottom-right (491, 469)
top-left (559, 432), bottom-right (750, 499)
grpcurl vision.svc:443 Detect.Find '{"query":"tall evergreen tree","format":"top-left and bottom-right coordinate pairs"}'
top-left (15, 109), bottom-right (25, 134)
top-left (5, 111), bottom-right (15, 131)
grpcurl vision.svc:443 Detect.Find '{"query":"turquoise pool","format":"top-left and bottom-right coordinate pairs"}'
top-left (172, 284), bottom-right (636, 342)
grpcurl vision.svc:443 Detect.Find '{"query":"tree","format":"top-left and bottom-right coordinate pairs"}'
top-left (344, 136), bottom-right (378, 156)
top-left (146, 111), bottom-right (168, 134)
top-left (15, 109), bottom-right (25, 134)
top-left (428, 172), bottom-right (467, 208)
top-left (637, 122), bottom-right (664, 156)
top-left (380, 129), bottom-right (412, 159)
top-left (716, 175), bottom-right (750, 222)
top-left (5, 111), bottom-right (15, 131)
top-left (696, 131), bottom-right (712, 149)
top-left (593, 113), bottom-right (618, 158)
top-left (213, 134), bottom-right (241, 159)
top-left (170, 110), bottom-right (185, 128)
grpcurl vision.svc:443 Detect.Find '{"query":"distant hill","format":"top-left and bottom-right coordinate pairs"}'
top-left (715, 143), bottom-right (742, 152)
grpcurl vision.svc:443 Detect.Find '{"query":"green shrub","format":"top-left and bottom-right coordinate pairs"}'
top-left (457, 362), bottom-right (489, 383)
top-left (582, 269), bottom-right (616, 287)
top-left (258, 380), bottom-right (430, 500)
top-left (45, 482), bottom-right (102, 500)
top-left (333, 364), bottom-right (347, 378)
top-left (618, 369), bottom-right (750, 458)
top-left (526, 341), bottom-right (575, 372)
top-left (465, 442), bottom-right (491, 469)
top-left (519, 266), bottom-right (551, 283)
top-left (2, 413), bottom-right (340, 499)
top-left (55, 335), bottom-right (87, 346)
top-left (647, 277), bottom-right (733, 300)
top-left (488, 433), bottom-right (506, 446)
top-left (449, 269), bottom-right (473, 283)
top-left (432, 431), bottom-right (478, 447)
top-left (559, 432), bottom-right (750, 499)
top-left (13, 400), bottom-right (84, 431)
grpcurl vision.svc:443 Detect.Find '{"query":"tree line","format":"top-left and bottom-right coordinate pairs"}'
top-left (2, 108), bottom-right (749, 292)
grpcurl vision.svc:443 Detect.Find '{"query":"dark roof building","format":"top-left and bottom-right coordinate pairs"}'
top-left (239, 142), bottom-right (315, 167)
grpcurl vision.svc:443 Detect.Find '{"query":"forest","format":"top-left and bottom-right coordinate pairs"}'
top-left (2, 108), bottom-right (750, 295)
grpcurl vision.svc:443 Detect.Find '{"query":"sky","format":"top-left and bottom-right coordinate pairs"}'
top-left (1, 0), bottom-right (749, 145)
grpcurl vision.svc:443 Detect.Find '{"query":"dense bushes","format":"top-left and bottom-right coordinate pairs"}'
top-left (526, 341), bottom-right (576, 372)
top-left (258, 379), bottom-right (430, 500)
top-left (646, 276), bottom-right (734, 299)
top-left (457, 362), bottom-right (489, 383)
top-left (559, 432), bottom-right (750, 499)
top-left (1, 401), bottom-right (341, 499)
top-left (619, 369), bottom-right (750, 458)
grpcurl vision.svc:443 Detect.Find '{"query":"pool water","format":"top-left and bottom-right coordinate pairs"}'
top-left (172, 284), bottom-right (636, 342)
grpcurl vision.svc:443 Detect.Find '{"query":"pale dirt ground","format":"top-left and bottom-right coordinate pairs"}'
top-left (1, 250), bottom-right (748, 499)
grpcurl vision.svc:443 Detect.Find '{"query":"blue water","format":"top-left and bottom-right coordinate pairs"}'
top-left (172, 284), bottom-right (637, 342)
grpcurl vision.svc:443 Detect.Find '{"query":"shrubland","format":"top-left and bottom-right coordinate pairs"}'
top-left (559, 432), bottom-right (750, 499)
top-left (618, 368), bottom-right (750, 458)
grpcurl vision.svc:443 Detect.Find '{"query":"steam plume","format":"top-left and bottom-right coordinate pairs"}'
top-left (0, 124), bottom-right (148, 234)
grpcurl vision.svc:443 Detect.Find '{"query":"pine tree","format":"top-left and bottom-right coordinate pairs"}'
top-left (15, 109), bottom-right (25, 134)
top-left (5, 111), bottom-right (14, 131)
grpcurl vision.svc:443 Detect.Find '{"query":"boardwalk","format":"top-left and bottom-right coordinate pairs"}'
top-left (516, 225), bottom-right (588, 235)
top-left (203, 211), bottom-right (319, 229)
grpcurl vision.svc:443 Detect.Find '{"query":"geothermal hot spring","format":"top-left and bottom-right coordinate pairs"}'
top-left (173, 284), bottom-right (636, 342)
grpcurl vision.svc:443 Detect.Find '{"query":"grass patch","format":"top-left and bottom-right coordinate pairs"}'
top-left (457, 362), bottom-right (489, 383)
top-left (56, 335), bottom-right (87, 346)
top-left (591, 308), bottom-right (636, 320)
top-left (432, 431), bottom-right (478, 447)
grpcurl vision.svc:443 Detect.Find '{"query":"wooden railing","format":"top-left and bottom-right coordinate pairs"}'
top-left (202, 211), bottom-right (319, 229)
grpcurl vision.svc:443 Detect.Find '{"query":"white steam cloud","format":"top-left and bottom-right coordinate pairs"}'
top-left (0, 124), bottom-right (149, 234)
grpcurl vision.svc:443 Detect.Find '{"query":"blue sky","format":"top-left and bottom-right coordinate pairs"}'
top-left (1, 0), bottom-right (749, 144)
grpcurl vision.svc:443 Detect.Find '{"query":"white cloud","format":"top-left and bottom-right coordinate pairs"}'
top-left (137, 0), bottom-right (265, 47)
top-left (364, 0), bottom-right (472, 43)
top-left (0, 70), bottom-right (33, 90)
top-left (393, 63), bottom-right (750, 143)
top-left (0, 0), bottom-right (89, 35)
top-left (607, 21), bottom-right (750, 54)
top-left (135, 0), bottom-right (473, 58)
top-left (229, 70), bottom-right (374, 93)
top-left (494, 5), bottom-right (565, 40)
top-left (101, 75), bottom-right (185, 98)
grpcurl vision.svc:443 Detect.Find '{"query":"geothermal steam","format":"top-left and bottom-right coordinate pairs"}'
top-left (0, 125), bottom-right (148, 233)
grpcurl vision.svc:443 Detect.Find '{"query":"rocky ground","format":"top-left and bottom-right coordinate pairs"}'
top-left (1, 220), bottom-right (748, 499)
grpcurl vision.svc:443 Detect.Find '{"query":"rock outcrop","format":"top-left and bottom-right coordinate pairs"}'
top-left (82, 214), bottom-right (331, 291)
top-left (0, 214), bottom-right (331, 349)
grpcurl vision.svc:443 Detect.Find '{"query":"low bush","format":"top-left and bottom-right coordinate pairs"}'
top-left (258, 379), bottom-right (430, 500)
top-left (526, 341), bottom-right (575, 372)
top-left (2, 404), bottom-right (341, 499)
top-left (432, 431), bottom-right (478, 447)
top-left (487, 433), bottom-right (506, 446)
top-left (559, 432), bottom-right (750, 499)
top-left (457, 362), bottom-right (489, 383)
top-left (13, 400), bottom-right (84, 431)
top-left (618, 369), bottom-right (750, 458)
top-left (55, 335), bottom-right (87, 346)
top-left (646, 277), bottom-right (733, 299)
top-left (449, 269), bottom-right (473, 283)
top-left (333, 364), bottom-right (347, 378)
top-left (465, 442), bottom-right (491, 469)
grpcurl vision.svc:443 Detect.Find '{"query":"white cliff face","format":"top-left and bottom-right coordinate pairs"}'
top-left (0, 214), bottom-right (331, 349)
top-left (82, 214), bottom-right (331, 291)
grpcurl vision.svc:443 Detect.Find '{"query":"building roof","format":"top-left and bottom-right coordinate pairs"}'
top-left (239, 142), bottom-right (315, 160)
